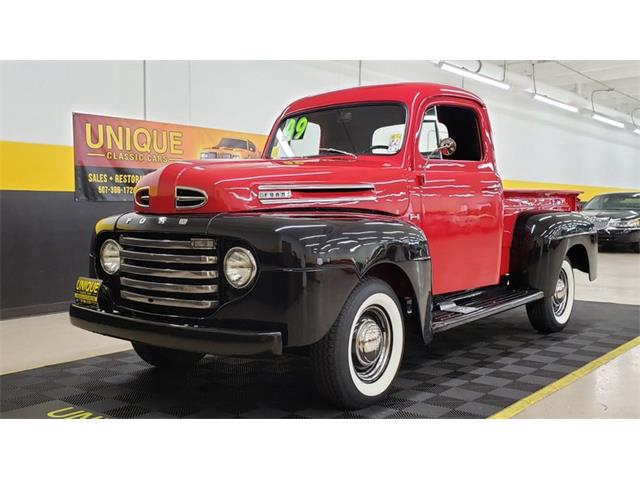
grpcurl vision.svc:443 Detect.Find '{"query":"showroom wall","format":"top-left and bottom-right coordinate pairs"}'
top-left (1, 60), bottom-right (639, 317)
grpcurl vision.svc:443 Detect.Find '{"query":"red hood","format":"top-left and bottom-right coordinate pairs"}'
top-left (135, 157), bottom-right (409, 215)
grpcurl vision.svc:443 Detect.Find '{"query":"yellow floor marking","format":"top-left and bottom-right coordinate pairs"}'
top-left (489, 336), bottom-right (640, 419)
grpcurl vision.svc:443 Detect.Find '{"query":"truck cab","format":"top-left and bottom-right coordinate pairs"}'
top-left (70, 83), bottom-right (597, 409)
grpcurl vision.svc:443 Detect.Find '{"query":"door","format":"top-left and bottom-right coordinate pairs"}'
top-left (416, 99), bottom-right (503, 295)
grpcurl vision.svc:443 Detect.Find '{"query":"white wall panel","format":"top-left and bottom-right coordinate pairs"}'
top-left (188, 60), bottom-right (359, 133)
top-left (1, 60), bottom-right (638, 189)
top-left (1, 61), bottom-right (144, 145)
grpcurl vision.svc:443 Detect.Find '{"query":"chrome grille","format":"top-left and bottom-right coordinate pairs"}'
top-left (175, 187), bottom-right (207, 210)
top-left (117, 235), bottom-right (218, 317)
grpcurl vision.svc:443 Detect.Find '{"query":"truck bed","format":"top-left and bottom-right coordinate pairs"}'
top-left (500, 189), bottom-right (582, 275)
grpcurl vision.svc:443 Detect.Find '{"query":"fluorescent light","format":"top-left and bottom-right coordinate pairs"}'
top-left (533, 94), bottom-right (578, 113)
top-left (634, 128), bottom-right (640, 135)
top-left (592, 114), bottom-right (625, 128)
top-left (440, 63), bottom-right (510, 90)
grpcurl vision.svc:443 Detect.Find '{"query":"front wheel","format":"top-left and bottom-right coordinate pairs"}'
top-left (132, 342), bottom-right (205, 369)
top-left (526, 258), bottom-right (575, 333)
top-left (310, 278), bottom-right (405, 409)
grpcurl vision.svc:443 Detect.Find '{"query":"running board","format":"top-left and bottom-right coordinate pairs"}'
top-left (432, 287), bottom-right (544, 333)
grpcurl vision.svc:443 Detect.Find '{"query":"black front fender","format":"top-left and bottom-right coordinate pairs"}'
top-left (207, 212), bottom-right (431, 346)
top-left (510, 212), bottom-right (598, 296)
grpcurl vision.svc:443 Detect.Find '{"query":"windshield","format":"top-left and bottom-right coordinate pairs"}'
top-left (267, 103), bottom-right (406, 159)
top-left (218, 138), bottom-right (248, 149)
top-left (584, 193), bottom-right (640, 211)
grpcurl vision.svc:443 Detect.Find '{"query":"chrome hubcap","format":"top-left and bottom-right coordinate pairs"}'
top-left (351, 306), bottom-right (391, 383)
top-left (552, 269), bottom-right (569, 316)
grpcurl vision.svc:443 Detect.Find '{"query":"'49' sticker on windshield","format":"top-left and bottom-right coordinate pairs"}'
top-left (282, 116), bottom-right (308, 141)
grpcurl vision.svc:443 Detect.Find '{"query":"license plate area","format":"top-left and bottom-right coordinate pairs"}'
top-left (74, 276), bottom-right (103, 308)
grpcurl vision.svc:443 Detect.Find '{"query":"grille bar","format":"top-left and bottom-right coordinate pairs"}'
top-left (121, 236), bottom-right (215, 250)
top-left (121, 249), bottom-right (217, 264)
top-left (176, 186), bottom-right (208, 210)
top-left (121, 290), bottom-right (216, 309)
top-left (121, 277), bottom-right (218, 294)
top-left (121, 263), bottom-right (218, 279)
top-left (116, 234), bottom-right (219, 316)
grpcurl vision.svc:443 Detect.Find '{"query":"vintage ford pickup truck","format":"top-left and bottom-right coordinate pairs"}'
top-left (70, 83), bottom-right (597, 408)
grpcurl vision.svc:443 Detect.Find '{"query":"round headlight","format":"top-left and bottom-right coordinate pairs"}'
top-left (100, 239), bottom-right (121, 274)
top-left (224, 247), bottom-right (257, 288)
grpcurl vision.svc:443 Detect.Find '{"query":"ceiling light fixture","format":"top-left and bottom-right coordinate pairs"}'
top-left (591, 89), bottom-right (625, 129)
top-left (533, 94), bottom-right (579, 113)
top-left (592, 113), bottom-right (625, 128)
top-left (530, 62), bottom-right (578, 113)
top-left (440, 62), bottom-right (510, 90)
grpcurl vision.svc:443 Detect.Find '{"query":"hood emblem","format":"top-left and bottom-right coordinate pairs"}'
top-left (258, 190), bottom-right (292, 200)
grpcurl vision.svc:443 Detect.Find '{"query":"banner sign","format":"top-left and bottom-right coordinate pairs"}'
top-left (73, 113), bottom-right (267, 201)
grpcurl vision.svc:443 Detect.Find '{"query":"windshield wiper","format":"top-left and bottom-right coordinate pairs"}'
top-left (318, 147), bottom-right (357, 158)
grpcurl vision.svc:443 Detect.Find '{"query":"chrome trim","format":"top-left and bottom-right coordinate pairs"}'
top-left (121, 290), bottom-right (216, 309)
top-left (259, 195), bottom-right (377, 205)
top-left (258, 183), bottom-right (375, 191)
top-left (121, 250), bottom-right (217, 264)
top-left (134, 187), bottom-right (150, 208)
top-left (121, 277), bottom-right (217, 294)
top-left (223, 247), bottom-right (257, 288)
top-left (120, 236), bottom-right (216, 250)
top-left (121, 263), bottom-right (218, 279)
top-left (175, 186), bottom-right (208, 210)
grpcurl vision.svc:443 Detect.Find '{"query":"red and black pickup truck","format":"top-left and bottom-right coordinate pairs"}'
top-left (70, 83), bottom-right (597, 408)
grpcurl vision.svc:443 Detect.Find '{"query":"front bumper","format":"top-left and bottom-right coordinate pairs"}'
top-left (69, 303), bottom-right (283, 356)
top-left (597, 229), bottom-right (640, 245)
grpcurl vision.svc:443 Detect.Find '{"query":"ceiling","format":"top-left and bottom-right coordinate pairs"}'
top-left (489, 60), bottom-right (640, 121)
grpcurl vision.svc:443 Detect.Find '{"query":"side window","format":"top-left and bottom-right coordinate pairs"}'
top-left (419, 105), bottom-right (482, 161)
top-left (419, 106), bottom-right (449, 159)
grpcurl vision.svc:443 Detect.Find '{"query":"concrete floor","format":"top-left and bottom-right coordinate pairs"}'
top-left (1, 251), bottom-right (638, 417)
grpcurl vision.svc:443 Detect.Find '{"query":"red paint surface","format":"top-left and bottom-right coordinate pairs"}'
top-left (134, 83), bottom-right (580, 295)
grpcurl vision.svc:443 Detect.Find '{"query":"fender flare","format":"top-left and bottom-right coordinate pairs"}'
top-left (509, 211), bottom-right (598, 296)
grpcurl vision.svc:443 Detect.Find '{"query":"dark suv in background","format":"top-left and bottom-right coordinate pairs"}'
top-left (582, 192), bottom-right (640, 252)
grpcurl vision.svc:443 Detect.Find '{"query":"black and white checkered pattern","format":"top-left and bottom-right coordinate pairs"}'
top-left (1, 301), bottom-right (638, 419)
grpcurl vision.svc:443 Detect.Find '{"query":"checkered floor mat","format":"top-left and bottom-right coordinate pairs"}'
top-left (1, 300), bottom-right (638, 419)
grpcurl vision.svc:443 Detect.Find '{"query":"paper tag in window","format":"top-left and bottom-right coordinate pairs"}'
top-left (388, 133), bottom-right (402, 153)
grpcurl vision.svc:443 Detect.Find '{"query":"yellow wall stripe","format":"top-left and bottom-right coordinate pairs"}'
top-left (0, 140), bottom-right (636, 199)
top-left (489, 336), bottom-right (640, 419)
top-left (502, 179), bottom-right (637, 201)
top-left (0, 141), bottom-right (74, 192)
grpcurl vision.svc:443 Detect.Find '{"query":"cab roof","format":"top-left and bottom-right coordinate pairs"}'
top-left (283, 82), bottom-right (486, 115)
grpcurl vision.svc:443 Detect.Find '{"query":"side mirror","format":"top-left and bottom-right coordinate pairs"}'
top-left (426, 137), bottom-right (457, 160)
top-left (438, 137), bottom-right (456, 156)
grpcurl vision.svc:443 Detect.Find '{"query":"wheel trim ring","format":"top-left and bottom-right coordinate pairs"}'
top-left (346, 292), bottom-right (404, 397)
top-left (552, 268), bottom-right (569, 317)
top-left (350, 306), bottom-right (392, 383)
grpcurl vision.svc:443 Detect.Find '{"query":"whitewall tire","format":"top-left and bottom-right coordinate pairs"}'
top-left (310, 278), bottom-right (405, 409)
top-left (526, 258), bottom-right (575, 333)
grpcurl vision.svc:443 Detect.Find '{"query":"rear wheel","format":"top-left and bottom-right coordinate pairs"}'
top-left (526, 258), bottom-right (575, 333)
top-left (132, 342), bottom-right (205, 369)
top-left (310, 278), bottom-right (405, 409)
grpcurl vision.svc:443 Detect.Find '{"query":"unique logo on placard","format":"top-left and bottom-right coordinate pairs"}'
top-left (139, 218), bottom-right (146, 224)
top-left (158, 216), bottom-right (167, 225)
top-left (179, 218), bottom-right (188, 225)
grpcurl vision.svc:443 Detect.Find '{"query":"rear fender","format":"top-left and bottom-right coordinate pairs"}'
top-left (509, 212), bottom-right (597, 296)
